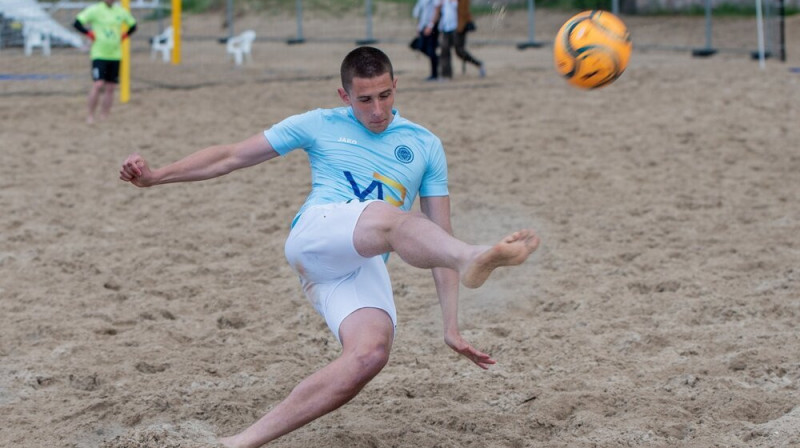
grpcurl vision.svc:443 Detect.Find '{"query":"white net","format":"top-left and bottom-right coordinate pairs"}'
top-left (760, 0), bottom-right (786, 60)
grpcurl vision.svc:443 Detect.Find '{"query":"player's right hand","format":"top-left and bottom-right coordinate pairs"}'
top-left (87, 30), bottom-right (95, 42)
top-left (445, 332), bottom-right (497, 370)
top-left (120, 153), bottom-right (154, 187)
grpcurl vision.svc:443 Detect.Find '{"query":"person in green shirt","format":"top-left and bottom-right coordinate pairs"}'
top-left (74, 0), bottom-right (137, 124)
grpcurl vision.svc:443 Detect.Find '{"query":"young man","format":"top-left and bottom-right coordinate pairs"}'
top-left (74, 0), bottom-right (137, 124)
top-left (119, 46), bottom-right (539, 447)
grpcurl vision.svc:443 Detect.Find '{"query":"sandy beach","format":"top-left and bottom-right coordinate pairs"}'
top-left (1, 6), bottom-right (799, 447)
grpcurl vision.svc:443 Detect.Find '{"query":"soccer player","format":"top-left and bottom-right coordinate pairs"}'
top-left (119, 46), bottom-right (539, 447)
top-left (74, 0), bottom-right (137, 124)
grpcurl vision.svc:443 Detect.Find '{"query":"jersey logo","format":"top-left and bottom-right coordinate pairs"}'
top-left (344, 171), bottom-right (407, 207)
top-left (394, 145), bottom-right (414, 163)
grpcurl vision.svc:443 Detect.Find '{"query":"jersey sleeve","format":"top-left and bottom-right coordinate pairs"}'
top-left (124, 8), bottom-right (137, 27)
top-left (263, 109), bottom-right (321, 156)
top-left (75, 4), bottom-right (95, 25)
top-left (419, 138), bottom-right (449, 197)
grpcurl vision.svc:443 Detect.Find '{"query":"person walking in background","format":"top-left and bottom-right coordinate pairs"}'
top-left (119, 46), bottom-right (539, 447)
top-left (74, 0), bottom-right (137, 124)
top-left (436, 0), bottom-right (458, 80)
top-left (455, 0), bottom-right (485, 77)
top-left (413, 0), bottom-right (440, 81)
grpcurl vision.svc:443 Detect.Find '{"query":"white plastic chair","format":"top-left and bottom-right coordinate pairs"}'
top-left (150, 26), bottom-right (173, 62)
top-left (23, 24), bottom-right (51, 56)
top-left (226, 30), bottom-right (256, 66)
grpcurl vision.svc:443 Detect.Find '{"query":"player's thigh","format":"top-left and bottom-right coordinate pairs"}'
top-left (353, 201), bottom-right (425, 258)
top-left (339, 307), bottom-right (394, 355)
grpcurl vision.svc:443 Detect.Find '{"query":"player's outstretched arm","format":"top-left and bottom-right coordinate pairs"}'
top-left (445, 331), bottom-right (496, 370)
top-left (119, 133), bottom-right (279, 187)
top-left (421, 195), bottom-right (497, 370)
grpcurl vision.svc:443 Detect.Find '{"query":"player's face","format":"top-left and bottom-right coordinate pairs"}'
top-left (338, 72), bottom-right (397, 134)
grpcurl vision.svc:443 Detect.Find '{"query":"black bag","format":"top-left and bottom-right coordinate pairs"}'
top-left (409, 36), bottom-right (423, 52)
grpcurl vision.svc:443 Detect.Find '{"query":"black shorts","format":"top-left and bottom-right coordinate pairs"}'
top-left (91, 59), bottom-right (120, 83)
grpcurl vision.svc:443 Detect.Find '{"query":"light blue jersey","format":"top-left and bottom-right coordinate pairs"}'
top-left (265, 107), bottom-right (449, 226)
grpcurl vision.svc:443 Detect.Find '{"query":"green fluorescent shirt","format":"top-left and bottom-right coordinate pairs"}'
top-left (76, 2), bottom-right (136, 60)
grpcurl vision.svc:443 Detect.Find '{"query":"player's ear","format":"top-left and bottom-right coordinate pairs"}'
top-left (337, 87), bottom-right (351, 105)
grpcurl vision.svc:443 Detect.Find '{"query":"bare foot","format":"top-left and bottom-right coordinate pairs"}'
top-left (461, 229), bottom-right (540, 289)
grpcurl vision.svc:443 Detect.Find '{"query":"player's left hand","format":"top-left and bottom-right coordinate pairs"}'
top-left (121, 32), bottom-right (130, 41)
top-left (445, 332), bottom-right (496, 369)
top-left (120, 153), bottom-right (154, 187)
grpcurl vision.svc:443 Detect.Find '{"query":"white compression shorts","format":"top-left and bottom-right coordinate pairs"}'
top-left (284, 200), bottom-right (397, 343)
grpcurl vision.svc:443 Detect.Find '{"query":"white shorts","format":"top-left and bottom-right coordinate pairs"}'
top-left (284, 200), bottom-right (396, 343)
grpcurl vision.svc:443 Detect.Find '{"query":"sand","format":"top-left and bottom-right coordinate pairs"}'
top-left (1, 6), bottom-right (799, 448)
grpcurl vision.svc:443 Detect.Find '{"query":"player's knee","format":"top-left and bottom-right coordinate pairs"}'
top-left (359, 343), bottom-right (390, 373)
top-left (361, 200), bottom-right (409, 232)
top-left (348, 344), bottom-right (390, 385)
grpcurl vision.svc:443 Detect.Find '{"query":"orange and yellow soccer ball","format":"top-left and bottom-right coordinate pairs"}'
top-left (553, 10), bottom-right (632, 89)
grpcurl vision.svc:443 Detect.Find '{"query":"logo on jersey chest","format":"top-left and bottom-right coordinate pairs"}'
top-left (394, 145), bottom-right (414, 163)
top-left (344, 171), bottom-right (407, 207)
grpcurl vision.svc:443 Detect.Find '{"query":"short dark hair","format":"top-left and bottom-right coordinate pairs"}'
top-left (340, 46), bottom-right (394, 93)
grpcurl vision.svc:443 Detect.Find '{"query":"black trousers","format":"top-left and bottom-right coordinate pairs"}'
top-left (454, 31), bottom-right (482, 70)
top-left (420, 29), bottom-right (439, 79)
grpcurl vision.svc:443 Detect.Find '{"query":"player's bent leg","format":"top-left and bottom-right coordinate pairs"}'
top-left (354, 201), bottom-right (539, 288)
top-left (460, 230), bottom-right (540, 289)
top-left (354, 200), bottom-right (470, 269)
top-left (218, 308), bottom-right (393, 448)
top-left (338, 307), bottom-right (394, 378)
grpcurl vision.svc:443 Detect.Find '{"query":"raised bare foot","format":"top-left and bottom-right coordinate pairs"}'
top-left (461, 229), bottom-right (540, 289)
